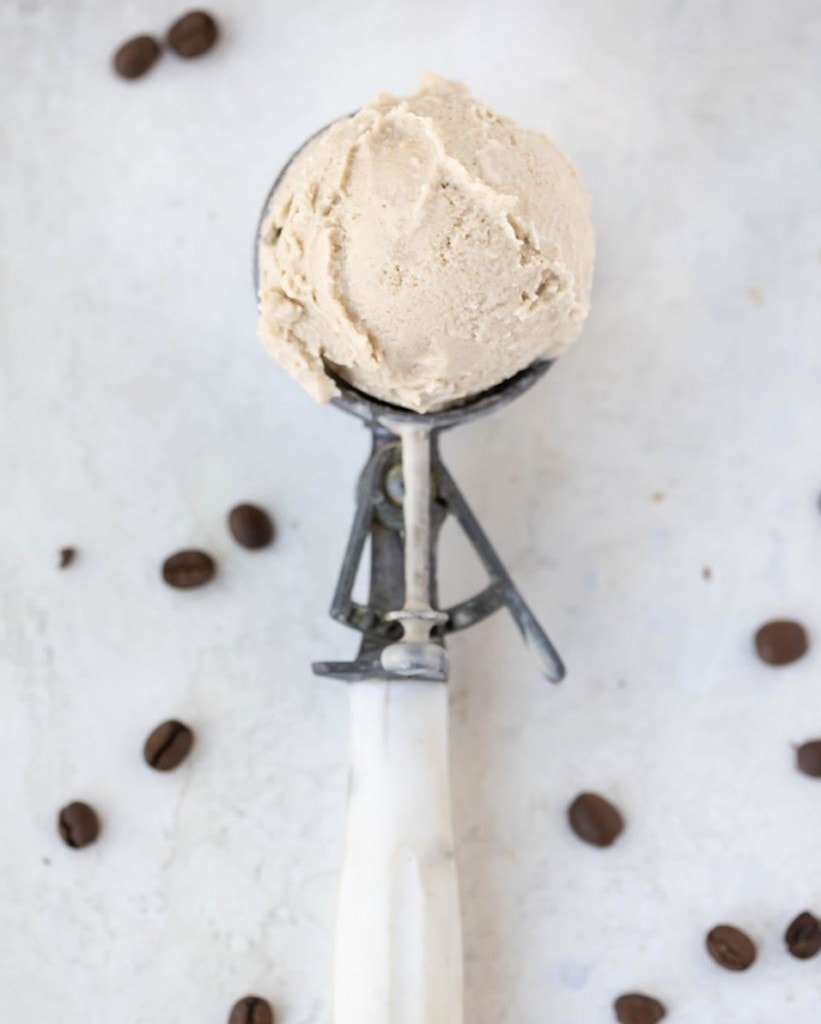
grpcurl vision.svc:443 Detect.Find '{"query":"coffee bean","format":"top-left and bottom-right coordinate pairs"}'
top-left (567, 792), bottom-right (624, 848)
top-left (113, 34), bottom-right (161, 80)
top-left (166, 10), bottom-right (220, 58)
top-left (162, 549), bottom-right (216, 588)
top-left (705, 924), bottom-right (757, 971)
top-left (754, 619), bottom-right (808, 666)
top-left (59, 547), bottom-right (76, 569)
top-left (228, 503), bottom-right (275, 550)
top-left (228, 995), bottom-right (274, 1024)
top-left (614, 993), bottom-right (666, 1024)
top-left (784, 911), bottom-right (821, 960)
top-left (58, 801), bottom-right (100, 849)
top-left (796, 740), bottom-right (821, 778)
top-left (144, 720), bottom-right (194, 771)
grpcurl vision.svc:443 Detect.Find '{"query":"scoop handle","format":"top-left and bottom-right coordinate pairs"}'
top-left (333, 679), bottom-right (463, 1024)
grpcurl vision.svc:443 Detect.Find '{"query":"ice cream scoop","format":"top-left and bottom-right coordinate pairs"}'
top-left (253, 77), bottom-right (593, 1024)
top-left (257, 74), bottom-right (593, 412)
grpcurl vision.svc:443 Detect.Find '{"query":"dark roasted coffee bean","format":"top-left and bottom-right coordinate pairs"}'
top-left (113, 35), bottom-right (161, 79)
top-left (162, 549), bottom-right (216, 588)
top-left (144, 720), bottom-right (194, 771)
top-left (59, 547), bottom-right (76, 569)
top-left (785, 911), bottom-right (821, 960)
top-left (167, 10), bottom-right (220, 58)
top-left (796, 740), bottom-right (821, 778)
top-left (58, 801), bottom-right (100, 849)
top-left (754, 619), bottom-right (808, 666)
top-left (706, 924), bottom-right (757, 971)
top-left (614, 992), bottom-right (667, 1024)
top-left (567, 792), bottom-right (624, 847)
top-left (228, 995), bottom-right (274, 1024)
top-left (228, 503), bottom-right (275, 550)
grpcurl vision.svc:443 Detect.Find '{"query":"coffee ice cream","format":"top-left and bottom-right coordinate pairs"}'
top-left (257, 74), bottom-right (594, 412)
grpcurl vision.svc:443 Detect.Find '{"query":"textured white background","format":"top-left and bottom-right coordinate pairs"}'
top-left (2, 1), bottom-right (821, 1021)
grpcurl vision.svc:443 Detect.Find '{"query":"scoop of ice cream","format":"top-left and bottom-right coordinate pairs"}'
top-left (257, 74), bottom-right (594, 412)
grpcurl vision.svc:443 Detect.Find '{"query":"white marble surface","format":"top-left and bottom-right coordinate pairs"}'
top-left (2, 0), bottom-right (821, 1021)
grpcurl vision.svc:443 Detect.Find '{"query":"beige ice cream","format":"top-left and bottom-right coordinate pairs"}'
top-left (257, 75), bottom-right (594, 412)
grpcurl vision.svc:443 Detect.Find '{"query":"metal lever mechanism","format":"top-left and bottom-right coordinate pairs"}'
top-left (313, 419), bottom-right (565, 684)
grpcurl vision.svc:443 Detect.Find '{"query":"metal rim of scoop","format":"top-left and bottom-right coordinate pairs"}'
top-left (253, 120), bottom-right (553, 430)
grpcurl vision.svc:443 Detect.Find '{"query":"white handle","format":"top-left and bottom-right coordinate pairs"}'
top-left (333, 679), bottom-right (463, 1024)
